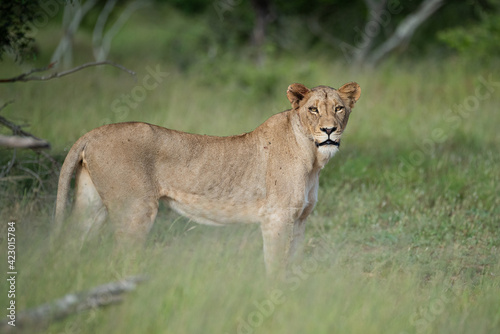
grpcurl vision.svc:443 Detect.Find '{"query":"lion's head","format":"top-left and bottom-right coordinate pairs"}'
top-left (287, 82), bottom-right (361, 158)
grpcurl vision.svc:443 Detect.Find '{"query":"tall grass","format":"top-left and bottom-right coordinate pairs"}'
top-left (1, 10), bottom-right (499, 334)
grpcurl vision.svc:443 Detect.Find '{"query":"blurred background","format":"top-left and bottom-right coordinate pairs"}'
top-left (3, 0), bottom-right (500, 67)
top-left (0, 1), bottom-right (499, 333)
top-left (0, 0), bottom-right (499, 141)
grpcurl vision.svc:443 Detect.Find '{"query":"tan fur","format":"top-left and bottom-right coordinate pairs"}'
top-left (55, 82), bottom-right (361, 276)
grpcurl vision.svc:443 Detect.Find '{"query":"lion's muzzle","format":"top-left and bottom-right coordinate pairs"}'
top-left (315, 139), bottom-right (340, 148)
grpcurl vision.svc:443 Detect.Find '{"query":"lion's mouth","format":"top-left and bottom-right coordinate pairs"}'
top-left (315, 139), bottom-right (340, 148)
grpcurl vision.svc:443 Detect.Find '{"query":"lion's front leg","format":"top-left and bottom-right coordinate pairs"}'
top-left (260, 217), bottom-right (294, 279)
top-left (289, 219), bottom-right (306, 262)
top-left (289, 200), bottom-right (317, 263)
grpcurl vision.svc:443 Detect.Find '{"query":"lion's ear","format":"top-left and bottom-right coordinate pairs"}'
top-left (338, 82), bottom-right (361, 108)
top-left (287, 83), bottom-right (310, 109)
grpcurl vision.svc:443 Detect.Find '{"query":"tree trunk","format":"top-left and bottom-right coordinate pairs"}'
top-left (250, 0), bottom-right (273, 65)
top-left (354, 0), bottom-right (388, 64)
top-left (366, 0), bottom-right (445, 66)
top-left (93, 0), bottom-right (148, 62)
top-left (51, 0), bottom-right (97, 68)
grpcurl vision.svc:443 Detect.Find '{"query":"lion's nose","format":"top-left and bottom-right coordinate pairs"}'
top-left (321, 127), bottom-right (337, 135)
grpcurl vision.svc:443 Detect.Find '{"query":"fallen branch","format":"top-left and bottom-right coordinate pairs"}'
top-left (0, 102), bottom-right (62, 173)
top-left (0, 135), bottom-right (50, 149)
top-left (0, 101), bottom-right (47, 143)
top-left (0, 276), bottom-right (148, 333)
top-left (0, 60), bottom-right (136, 83)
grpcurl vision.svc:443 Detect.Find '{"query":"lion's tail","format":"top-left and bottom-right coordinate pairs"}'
top-left (54, 137), bottom-right (87, 234)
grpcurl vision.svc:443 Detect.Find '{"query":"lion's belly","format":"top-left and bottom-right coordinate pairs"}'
top-left (165, 195), bottom-right (263, 226)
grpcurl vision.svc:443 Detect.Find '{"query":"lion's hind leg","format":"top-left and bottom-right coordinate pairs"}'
top-left (71, 164), bottom-right (108, 242)
top-left (108, 196), bottom-right (159, 248)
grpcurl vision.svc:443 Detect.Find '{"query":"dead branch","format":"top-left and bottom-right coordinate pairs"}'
top-left (0, 100), bottom-right (14, 112)
top-left (0, 276), bottom-right (148, 333)
top-left (0, 135), bottom-right (50, 149)
top-left (0, 101), bottom-right (56, 182)
top-left (40, 150), bottom-right (62, 174)
top-left (0, 102), bottom-right (46, 141)
top-left (0, 60), bottom-right (136, 83)
top-left (0, 151), bottom-right (16, 177)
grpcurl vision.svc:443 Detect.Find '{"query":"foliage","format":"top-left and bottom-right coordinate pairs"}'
top-left (0, 0), bottom-right (40, 60)
top-left (2, 0), bottom-right (500, 64)
top-left (438, 9), bottom-right (500, 59)
top-left (121, 0), bottom-right (500, 63)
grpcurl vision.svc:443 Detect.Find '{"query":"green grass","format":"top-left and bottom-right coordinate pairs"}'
top-left (1, 10), bottom-right (499, 334)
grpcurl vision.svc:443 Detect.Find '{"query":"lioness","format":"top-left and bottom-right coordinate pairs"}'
top-left (55, 82), bottom-right (360, 276)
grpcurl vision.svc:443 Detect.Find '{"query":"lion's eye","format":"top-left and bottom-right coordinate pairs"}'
top-left (308, 106), bottom-right (318, 113)
top-left (335, 106), bottom-right (344, 112)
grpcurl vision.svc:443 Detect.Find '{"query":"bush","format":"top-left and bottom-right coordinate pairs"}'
top-left (438, 11), bottom-right (500, 59)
